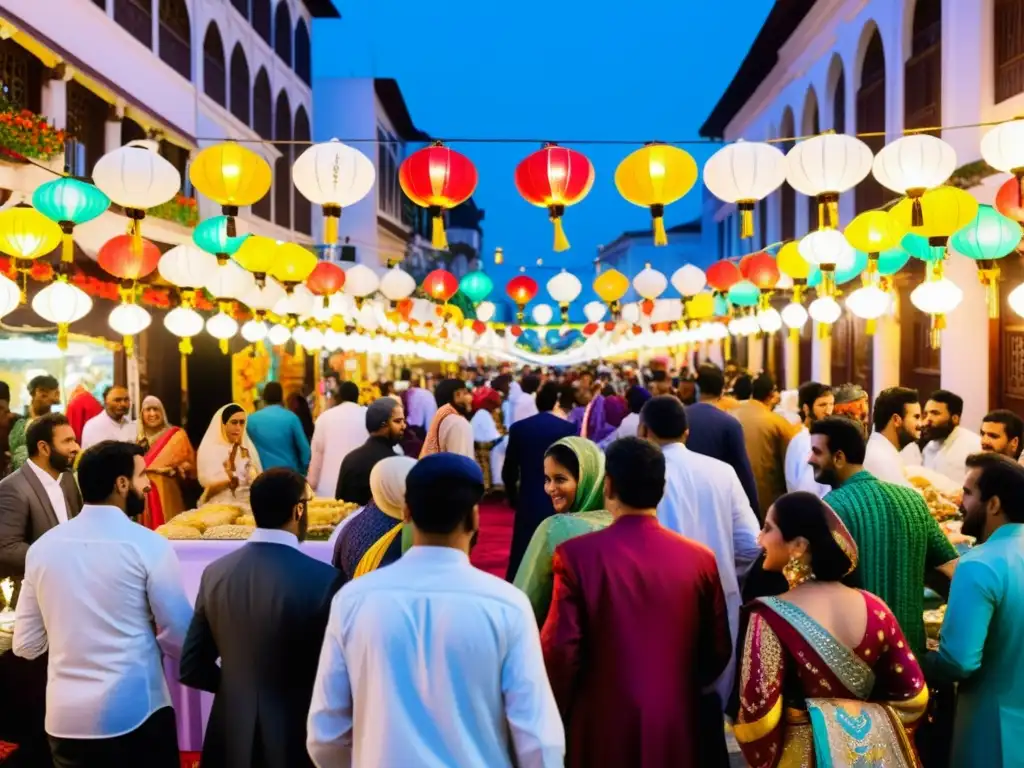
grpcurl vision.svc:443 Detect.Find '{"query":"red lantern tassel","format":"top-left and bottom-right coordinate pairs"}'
top-left (651, 204), bottom-right (667, 246)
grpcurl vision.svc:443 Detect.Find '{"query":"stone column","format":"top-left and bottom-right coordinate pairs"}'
top-left (41, 64), bottom-right (70, 131)
top-left (104, 100), bottom-right (124, 153)
top-left (748, 334), bottom-right (764, 374)
top-left (784, 332), bottom-right (800, 390)
top-left (940, 255), bottom-right (989, 429)
top-left (872, 292), bottom-right (901, 395)
top-left (812, 330), bottom-right (831, 385)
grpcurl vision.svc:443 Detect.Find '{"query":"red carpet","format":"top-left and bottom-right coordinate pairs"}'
top-left (471, 497), bottom-right (514, 578)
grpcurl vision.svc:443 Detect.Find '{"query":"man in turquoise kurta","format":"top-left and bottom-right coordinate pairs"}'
top-left (924, 452), bottom-right (1024, 767)
top-left (246, 382), bottom-right (311, 474)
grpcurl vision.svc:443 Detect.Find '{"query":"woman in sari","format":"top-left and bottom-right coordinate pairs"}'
top-left (196, 403), bottom-right (262, 507)
top-left (513, 436), bottom-right (611, 624)
top-left (735, 492), bottom-right (929, 768)
top-left (332, 455), bottom-right (416, 582)
top-left (137, 395), bottom-right (196, 528)
top-left (66, 386), bottom-right (103, 444)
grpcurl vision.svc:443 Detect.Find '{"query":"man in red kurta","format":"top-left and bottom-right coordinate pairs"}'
top-left (541, 436), bottom-right (733, 768)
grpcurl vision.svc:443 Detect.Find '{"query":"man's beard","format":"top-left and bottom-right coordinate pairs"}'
top-left (922, 422), bottom-right (953, 444)
top-left (125, 488), bottom-right (146, 519)
top-left (454, 402), bottom-right (470, 416)
top-left (297, 509), bottom-right (309, 542)
top-left (896, 425), bottom-right (918, 449)
top-left (49, 449), bottom-right (74, 474)
top-left (813, 465), bottom-right (841, 488)
top-left (960, 505), bottom-right (985, 541)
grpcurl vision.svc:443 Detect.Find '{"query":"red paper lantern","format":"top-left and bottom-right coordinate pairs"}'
top-left (514, 144), bottom-right (595, 252)
top-left (97, 234), bottom-right (160, 280)
top-left (603, 321), bottom-right (616, 332)
top-left (306, 261), bottom-right (345, 296)
top-left (424, 269), bottom-right (458, 302)
top-left (397, 298), bottom-right (413, 319)
top-left (509, 325), bottom-right (523, 337)
top-left (706, 260), bottom-right (742, 292)
top-left (582, 322), bottom-right (599, 336)
top-left (399, 142), bottom-right (478, 250)
top-left (471, 319), bottom-right (486, 335)
top-left (995, 177), bottom-right (1024, 223)
top-left (739, 252), bottom-right (780, 290)
top-left (641, 298), bottom-right (655, 315)
top-left (506, 275), bottom-right (539, 306)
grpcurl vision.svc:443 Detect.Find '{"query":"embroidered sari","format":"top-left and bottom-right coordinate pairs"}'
top-left (735, 592), bottom-right (928, 768)
top-left (139, 397), bottom-right (196, 529)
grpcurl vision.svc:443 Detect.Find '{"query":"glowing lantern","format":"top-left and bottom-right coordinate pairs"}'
top-left (506, 274), bottom-right (539, 323)
top-left (872, 135), bottom-right (956, 225)
top-left (808, 295), bottom-right (842, 325)
top-left (0, 207), bottom-right (61, 262)
top-left (739, 252), bottom-right (780, 290)
top-left (194, 215), bottom-right (249, 258)
top-left (583, 301), bottom-right (607, 323)
top-left (706, 260), bottom-right (742, 292)
top-left (889, 186), bottom-right (978, 245)
top-left (206, 308), bottom-right (239, 354)
top-left (0, 274), bottom-right (18, 318)
top-left (459, 270), bottom-right (494, 304)
top-left (950, 204), bottom-right (1023, 317)
top-left (92, 140), bottom-right (180, 254)
top-left (798, 229), bottom-right (855, 296)
top-left (292, 139), bottom-right (376, 245)
top-left (877, 247), bottom-right (911, 275)
top-left (702, 140), bottom-right (787, 238)
top-left (271, 243), bottom-right (317, 287)
top-left (727, 280), bottom-right (760, 307)
top-left (615, 143), bottom-right (698, 245)
top-left (108, 302), bottom-right (152, 357)
top-left (164, 306), bottom-right (204, 340)
top-left (268, 323), bottom-right (292, 345)
top-left (532, 304), bottom-right (554, 326)
top-left (476, 301), bottom-right (496, 322)
top-left (593, 268), bottom-right (630, 313)
top-left (981, 119), bottom-right (1024, 205)
top-left (902, 233), bottom-right (945, 262)
top-left (306, 261), bottom-right (346, 297)
top-left (205, 260), bottom-right (255, 301)
top-left (844, 211), bottom-right (906, 275)
top-left (995, 176), bottom-right (1024, 222)
top-left (911, 265), bottom-right (963, 349)
top-left (343, 264), bottom-right (380, 301)
top-left (159, 244), bottom-right (218, 291)
top-left (671, 264), bottom-right (706, 296)
top-left (31, 276), bottom-right (92, 349)
top-left (846, 284), bottom-right (892, 330)
top-left (757, 307), bottom-right (783, 333)
top-left (32, 177), bottom-right (109, 264)
top-left (781, 301), bottom-right (809, 332)
top-left (97, 234), bottom-right (160, 280)
top-left (398, 142), bottom-right (477, 249)
top-left (785, 133), bottom-right (873, 229)
top-left (632, 264), bottom-right (668, 301)
top-left (241, 318), bottom-right (269, 343)
top-left (808, 250), bottom-right (869, 288)
top-left (380, 265), bottom-right (416, 304)
top-left (1011, 284), bottom-right (1024, 318)
top-left (189, 141), bottom-right (271, 237)
top-left (514, 144), bottom-right (595, 252)
top-left (777, 241), bottom-right (811, 281)
top-left (423, 269), bottom-right (458, 303)
top-left (546, 269), bottom-right (582, 323)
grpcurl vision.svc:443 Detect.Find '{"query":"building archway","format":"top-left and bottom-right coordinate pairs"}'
top-left (203, 23), bottom-right (226, 107)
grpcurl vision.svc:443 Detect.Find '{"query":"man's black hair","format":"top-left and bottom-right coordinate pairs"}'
top-left (809, 416), bottom-right (867, 464)
top-left (262, 381), bottom-right (284, 405)
top-left (338, 381), bottom-right (360, 403)
top-left (798, 382), bottom-right (831, 418)
top-left (29, 375), bottom-right (59, 395)
top-left (435, 378), bottom-right (466, 408)
top-left (521, 374), bottom-right (541, 396)
top-left (251, 468), bottom-right (308, 528)
top-left (605, 437), bottom-right (665, 509)
top-left (77, 441), bottom-right (145, 504)
top-left (965, 452), bottom-right (1024, 523)
top-left (536, 381), bottom-right (560, 413)
top-left (928, 389), bottom-right (964, 419)
top-left (26, 412), bottom-right (71, 458)
top-left (639, 395), bottom-right (687, 440)
top-left (752, 372), bottom-right (776, 403)
top-left (695, 363), bottom-right (725, 398)
top-left (982, 409), bottom-right (1024, 459)
top-left (732, 374), bottom-right (753, 400)
top-left (872, 387), bottom-right (920, 433)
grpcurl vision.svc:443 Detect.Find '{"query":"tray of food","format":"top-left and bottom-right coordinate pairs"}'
top-left (156, 499), bottom-right (359, 541)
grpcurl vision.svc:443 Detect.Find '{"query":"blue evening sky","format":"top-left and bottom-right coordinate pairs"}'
top-left (313, 1), bottom-right (773, 303)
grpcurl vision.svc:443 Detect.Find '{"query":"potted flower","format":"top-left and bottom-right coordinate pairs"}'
top-left (0, 91), bottom-right (65, 162)
top-left (148, 193), bottom-right (199, 228)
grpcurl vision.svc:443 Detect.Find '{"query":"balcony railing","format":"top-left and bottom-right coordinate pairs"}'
top-left (114, 0), bottom-right (152, 48)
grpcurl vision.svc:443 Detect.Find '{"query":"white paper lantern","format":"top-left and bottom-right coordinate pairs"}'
top-left (32, 278), bottom-right (92, 349)
top-left (584, 301), bottom-right (607, 323)
top-left (671, 264), bottom-right (706, 296)
top-left (798, 229), bottom-right (855, 269)
top-left (621, 302), bottom-right (641, 324)
top-left (108, 303), bottom-right (152, 336)
top-left (268, 323), bottom-right (292, 345)
top-left (702, 140), bottom-right (786, 237)
top-left (164, 307), bottom-right (204, 337)
top-left (808, 296), bottom-right (842, 324)
top-left (274, 284), bottom-right (315, 317)
top-left (476, 300), bottom-right (496, 323)
top-left (241, 319), bottom-right (269, 342)
top-left (632, 264), bottom-right (667, 300)
top-left (380, 265), bottom-right (416, 302)
top-left (205, 260), bottom-right (255, 300)
top-left (159, 244), bottom-right (218, 289)
top-left (756, 307), bottom-right (783, 333)
top-left (547, 269), bottom-right (583, 305)
top-left (303, 327), bottom-right (325, 350)
top-left (0, 273), bottom-right (19, 318)
top-left (531, 304), bottom-right (554, 326)
top-left (241, 278), bottom-right (286, 311)
top-left (786, 134), bottom-right (873, 228)
top-left (872, 135), bottom-right (956, 199)
top-left (343, 263), bottom-right (380, 298)
top-left (92, 140), bottom-right (180, 209)
top-left (981, 119), bottom-right (1024, 177)
top-left (206, 310), bottom-right (239, 340)
top-left (292, 139), bottom-right (376, 244)
top-left (910, 278), bottom-right (963, 315)
top-left (1010, 283), bottom-right (1024, 318)
top-left (845, 285), bottom-right (891, 319)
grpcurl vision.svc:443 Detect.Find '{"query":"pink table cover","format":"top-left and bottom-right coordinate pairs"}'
top-left (164, 540), bottom-right (334, 752)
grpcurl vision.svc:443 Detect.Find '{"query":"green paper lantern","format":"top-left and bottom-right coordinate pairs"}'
top-left (902, 233), bottom-right (944, 263)
top-left (808, 250), bottom-right (869, 288)
top-left (949, 204), bottom-right (1022, 262)
top-left (712, 293), bottom-right (730, 316)
top-left (727, 279), bottom-right (760, 307)
top-left (194, 215), bottom-right (250, 256)
top-left (875, 247), bottom-right (911, 276)
top-left (32, 177), bottom-right (109, 225)
top-left (459, 270), bottom-right (493, 304)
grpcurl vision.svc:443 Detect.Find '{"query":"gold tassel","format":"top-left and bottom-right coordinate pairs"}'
top-left (723, 335), bottom-right (732, 360)
top-left (985, 268), bottom-right (1000, 319)
top-left (930, 314), bottom-right (945, 349)
top-left (179, 337), bottom-right (192, 355)
top-left (324, 214), bottom-right (339, 245)
top-left (57, 323), bottom-right (68, 350)
top-left (219, 339), bottom-right (228, 355)
top-left (909, 189), bottom-right (925, 227)
top-left (865, 318), bottom-right (876, 335)
top-left (789, 327), bottom-right (799, 341)
top-left (552, 217), bottom-right (570, 252)
top-left (123, 335), bottom-right (134, 357)
top-left (130, 218), bottom-right (142, 257)
top-left (431, 215), bottom-right (448, 250)
top-left (653, 215), bottom-right (668, 246)
top-left (738, 201), bottom-right (755, 239)
top-left (61, 232), bottom-right (73, 264)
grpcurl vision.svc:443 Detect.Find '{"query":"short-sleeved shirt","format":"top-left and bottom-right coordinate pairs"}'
top-left (824, 470), bottom-right (957, 655)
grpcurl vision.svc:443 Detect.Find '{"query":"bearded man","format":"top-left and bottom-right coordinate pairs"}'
top-left (863, 387), bottom-right (922, 488)
top-left (903, 389), bottom-right (982, 485)
top-left (420, 379), bottom-right (474, 459)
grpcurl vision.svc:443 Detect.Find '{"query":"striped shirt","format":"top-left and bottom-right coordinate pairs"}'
top-left (824, 470), bottom-right (957, 655)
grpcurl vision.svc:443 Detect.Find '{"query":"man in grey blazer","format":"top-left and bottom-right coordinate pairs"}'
top-left (181, 468), bottom-right (342, 768)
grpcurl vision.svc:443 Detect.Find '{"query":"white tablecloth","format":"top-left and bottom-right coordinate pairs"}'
top-left (165, 539), bottom-right (334, 752)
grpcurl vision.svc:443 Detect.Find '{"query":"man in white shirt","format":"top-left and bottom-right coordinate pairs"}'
top-left (979, 409), bottom-right (1024, 462)
top-left (80, 385), bottom-right (136, 449)
top-left (864, 386), bottom-right (922, 488)
top-left (420, 379), bottom-right (475, 459)
top-left (784, 381), bottom-right (834, 496)
top-left (307, 452), bottom-right (564, 768)
top-left (307, 382), bottom-right (368, 498)
top-left (637, 395), bottom-right (761, 701)
top-left (598, 385), bottom-right (650, 449)
top-left (903, 389), bottom-right (982, 485)
top-left (14, 440), bottom-right (192, 766)
top-left (509, 375), bottom-right (541, 425)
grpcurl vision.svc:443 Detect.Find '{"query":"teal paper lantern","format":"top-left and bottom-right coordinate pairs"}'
top-left (459, 270), bottom-right (493, 304)
top-left (949, 204), bottom-right (1022, 262)
top-left (875, 246), bottom-right (911, 276)
top-left (32, 177), bottom-right (109, 225)
top-left (902, 233), bottom-right (944, 262)
top-left (727, 279), bottom-right (760, 307)
top-left (808, 250), bottom-right (869, 288)
top-left (712, 293), bottom-right (730, 317)
top-left (194, 215), bottom-right (249, 256)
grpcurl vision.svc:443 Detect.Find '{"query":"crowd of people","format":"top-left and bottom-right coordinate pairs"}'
top-left (0, 357), bottom-right (1022, 767)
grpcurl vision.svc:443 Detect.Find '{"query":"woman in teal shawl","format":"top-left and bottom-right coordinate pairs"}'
top-left (513, 436), bottom-right (612, 624)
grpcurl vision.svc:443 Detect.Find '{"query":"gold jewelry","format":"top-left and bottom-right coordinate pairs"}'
top-left (783, 555), bottom-right (815, 589)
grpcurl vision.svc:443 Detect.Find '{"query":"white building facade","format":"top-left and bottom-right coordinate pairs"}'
top-left (699, 0), bottom-right (1021, 430)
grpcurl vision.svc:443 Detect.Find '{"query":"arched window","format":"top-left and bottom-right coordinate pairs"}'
top-left (996, 0), bottom-right (1024, 102)
top-left (294, 106), bottom-right (312, 234)
top-left (0, 39), bottom-right (44, 113)
top-left (203, 23), bottom-right (226, 107)
top-left (230, 0), bottom-right (248, 16)
top-left (159, 0), bottom-right (191, 80)
top-left (778, 108), bottom-right (796, 242)
top-left (65, 81), bottom-right (106, 176)
top-left (802, 88), bottom-right (820, 230)
top-left (855, 29), bottom-right (886, 214)
top-left (92, 0), bottom-right (106, 9)
top-left (274, 90), bottom-right (292, 229)
top-left (906, 0), bottom-right (941, 131)
top-left (252, 0), bottom-right (272, 46)
top-left (294, 20), bottom-right (311, 84)
top-left (229, 45), bottom-right (250, 125)
top-left (114, 0), bottom-right (152, 48)
top-left (251, 69), bottom-right (272, 219)
top-left (832, 69), bottom-right (846, 133)
top-left (274, 2), bottom-right (292, 65)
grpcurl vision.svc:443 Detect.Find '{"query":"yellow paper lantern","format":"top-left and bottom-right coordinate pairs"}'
top-left (0, 208), bottom-right (61, 261)
top-left (232, 235), bottom-right (278, 281)
top-left (888, 186), bottom-right (978, 243)
top-left (189, 141), bottom-right (272, 236)
top-left (845, 211), bottom-right (906, 275)
top-left (615, 143), bottom-right (698, 245)
top-left (686, 292), bottom-right (715, 320)
top-left (270, 243), bottom-right (318, 286)
top-left (776, 241), bottom-right (811, 280)
top-left (593, 268), bottom-right (630, 312)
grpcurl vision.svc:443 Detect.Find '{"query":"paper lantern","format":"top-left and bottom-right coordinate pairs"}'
top-left (781, 301), bottom-right (808, 330)
top-left (776, 242), bottom-right (811, 282)
top-left (97, 234), bottom-right (160, 280)
top-left (268, 323), bottom-right (292, 345)
top-left (889, 186), bottom-right (978, 243)
top-left (727, 280), bottom-right (760, 307)
top-left (872, 135), bottom-right (956, 225)
top-left (423, 269), bottom-right (458, 303)
top-left (808, 250), bottom-right (868, 288)
top-left (506, 274), bottom-right (539, 306)
top-left (92, 140), bottom-right (180, 254)
top-left (0, 207), bottom-right (61, 261)
top-left (593, 268), bottom-right (629, 309)
top-left (398, 142), bottom-right (477, 249)
top-left (995, 176), bottom-right (1024, 222)
top-left (476, 300), bottom-right (496, 322)
top-left (615, 143), bottom-right (698, 245)
top-left (32, 177), bottom-right (109, 264)
top-left (189, 141), bottom-right (271, 236)
top-left (632, 264), bottom-right (668, 300)
top-left (32, 276), bottom-right (92, 349)
top-left (739, 252), bottom-right (780, 290)
top-left (844, 211), bottom-right (906, 275)
top-left (706, 260), bottom-right (742, 292)
top-left (306, 261), bottom-right (346, 297)
top-left (194, 215), bottom-right (249, 257)
top-left (159, 244), bottom-right (218, 289)
top-left (108, 302), bottom-right (152, 356)
top-left (532, 304), bottom-right (554, 326)
top-left (798, 229), bottom-right (856, 287)
top-left (702, 140), bottom-right (787, 238)
top-left (164, 306), bottom-right (204, 338)
top-left (785, 134), bottom-right (873, 228)
top-left (950, 204), bottom-right (1022, 318)
top-left (274, 284), bottom-right (315, 317)
top-left (808, 296), bottom-right (842, 324)
top-left (911, 275), bottom-right (963, 349)
top-left (515, 144), bottom-right (595, 252)
top-left (902, 233), bottom-right (944, 262)
top-left (373, 266), bottom-right (411, 304)
top-left (343, 264), bottom-right (380, 299)
top-left (671, 264), bottom-right (706, 296)
top-left (241, 319), bottom-right (269, 343)
top-left (1012, 284), bottom-right (1024, 318)
top-left (685, 292), bottom-right (715, 320)
top-left (846, 285), bottom-right (891, 322)
top-left (206, 309), bottom-right (239, 353)
top-left (0, 273), bottom-right (18, 318)
top-left (292, 139), bottom-right (376, 245)
top-left (981, 119), bottom-right (1024, 205)
top-left (459, 270), bottom-right (493, 304)
top-left (270, 243), bottom-right (317, 286)
top-left (583, 300), bottom-right (607, 323)
top-left (876, 247), bottom-right (911, 275)
top-left (205, 260), bottom-right (255, 300)
top-left (757, 307), bottom-right (783, 333)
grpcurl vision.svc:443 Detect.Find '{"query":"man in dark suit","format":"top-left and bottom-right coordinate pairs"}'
top-left (0, 411), bottom-right (81, 768)
top-left (180, 468), bottom-right (342, 768)
top-left (502, 381), bottom-right (577, 581)
top-left (686, 363), bottom-right (760, 512)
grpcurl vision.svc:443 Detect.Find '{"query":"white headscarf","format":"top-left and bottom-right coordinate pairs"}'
top-left (196, 403), bottom-right (262, 489)
top-left (139, 395), bottom-right (170, 444)
top-left (369, 455), bottom-right (416, 520)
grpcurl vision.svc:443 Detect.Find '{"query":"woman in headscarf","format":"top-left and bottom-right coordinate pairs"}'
top-left (470, 386), bottom-right (505, 489)
top-left (196, 403), bottom-right (262, 506)
top-left (332, 455), bottom-right (416, 582)
top-left (514, 436), bottom-right (611, 624)
top-left (137, 395), bottom-right (196, 528)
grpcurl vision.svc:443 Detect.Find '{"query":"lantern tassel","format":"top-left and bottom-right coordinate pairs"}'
top-left (865, 318), bottom-right (876, 336)
top-left (123, 335), bottom-right (134, 357)
top-left (220, 339), bottom-right (229, 355)
top-left (57, 323), bottom-right (68, 351)
top-left (651, 203), bottom-right (668, 246)
top-left (738, 201), bottom-right (754, 239)
top-left (929, 314), bottom-right (945, 349)
top-left (129, 219), bottom-right (142, 257)
top-left (910, 193), bottom-right (925, 228)
top-left (1017, 170), bottom-right (1024, 208)
top-left (983, 267), bottom-right (1001, 319)
top-left (789, 327), bottom-right (799, 341)
top-left (179, 337), bottom-right (192, 355)
top-left (324, 215), bottom-right (339, 246)
top-left (60, 225), bottom-right (74, 264)
top-left (552, 217), bottom-right (570, 252)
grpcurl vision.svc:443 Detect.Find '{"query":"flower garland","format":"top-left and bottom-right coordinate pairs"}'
top-left (0, 97), bottom-right (65, 161)
top-left (149, 195), bottom-right (199, 228)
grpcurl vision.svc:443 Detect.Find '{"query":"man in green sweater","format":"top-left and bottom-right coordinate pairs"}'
top-left (808, 416), bottom-right (959, 656)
